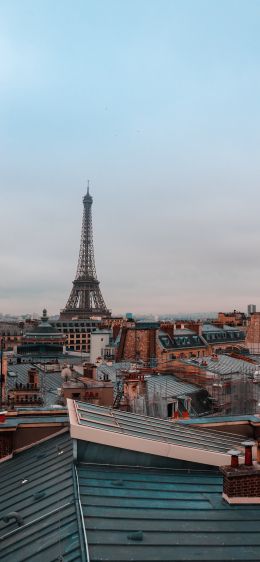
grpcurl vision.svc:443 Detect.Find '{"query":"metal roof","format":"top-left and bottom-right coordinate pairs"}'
top-left (78, 463), bottom-right (260, 561)
top-left (174, 329), bottom-right (197, 335)
top-left (187, 354), bottom-right (257, 376)
top-left (7, 364), bottom-right (63, 406)
top-left (74, 401), bottom-right (244, 457)
top-left (96, 361), bottom-right (132, 383)
top-left (0, 431), bottom-right (86, 562)
top-left (223, 324), bottom-right (245, 331)
top-left (146, 374), bottom-right (201, 399)
top-left (202, 324), bottom-right (226, 333)
top-left (180, 414), bottom-right (260, 425)
top-left (159, 333), bottom-right (206, 350)
top-left (1, 415), bottom-right (68, 428)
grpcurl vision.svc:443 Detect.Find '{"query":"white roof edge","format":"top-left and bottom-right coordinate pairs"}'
top-left (68, 400), bottom-right (234, 468)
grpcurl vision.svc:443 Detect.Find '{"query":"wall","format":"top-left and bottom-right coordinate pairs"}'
top-left (63, 382), bottom-right (114, 407)
top-left (90, 332), bottom-right (110, 363)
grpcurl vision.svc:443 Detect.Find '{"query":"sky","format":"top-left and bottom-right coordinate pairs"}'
top-left (1, 0), bottom-right (260, 316)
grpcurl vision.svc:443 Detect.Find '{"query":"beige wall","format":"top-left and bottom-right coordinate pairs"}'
top-left (63, 384), bottom-right (114, 407)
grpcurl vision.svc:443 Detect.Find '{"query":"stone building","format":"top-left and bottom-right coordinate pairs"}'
top-left (51, 318), bottom-right (101, 353)
top-left (60, 363), bottom-right (114, 406)
top-left (116, 321), bottom-right (246, 368)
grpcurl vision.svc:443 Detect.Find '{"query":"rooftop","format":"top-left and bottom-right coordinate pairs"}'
top-left (186, 354), bottom-right (257, 376)
top-left (159, 333), bottom-right (206, 350)
top-left (69, 401), bottom-right (245, 466)
top-left (2, 404), bottom-right (260, 561)
top-left (0, 413), bottom-right (68, 428)
top-left (7, 363), bottom-right (63, 407)
top-left (24, 309), bottom-right (63, 338)
top-left (78, 463), bottom-right (260, 561)
top-left (146, 373), bottom-right (200, 398)
top-left (0, 431), bottom-right (85, 562)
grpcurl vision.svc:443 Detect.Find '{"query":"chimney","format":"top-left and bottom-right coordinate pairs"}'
top-left (112, 324), bottom-right (120, 342)
top-left (220, 441), bottom-right (260, 504)
top-left (28, 367), bottom-right (39, 386)
top-left (161, 322), bottom-right (174, 339)
top-left (186, 322), bottom-right (202, 337)
top-left (83, 363), bottom-right (97, 380)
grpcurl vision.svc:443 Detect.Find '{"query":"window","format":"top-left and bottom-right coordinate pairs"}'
top-left (167, 403), bottom-right (173, 417)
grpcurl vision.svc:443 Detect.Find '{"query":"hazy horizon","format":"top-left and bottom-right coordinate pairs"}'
top-left (1, 1), bottom-right (260, 316)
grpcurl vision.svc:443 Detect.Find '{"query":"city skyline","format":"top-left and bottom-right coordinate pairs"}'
top-left (1, 1), bottom-right (260, 315)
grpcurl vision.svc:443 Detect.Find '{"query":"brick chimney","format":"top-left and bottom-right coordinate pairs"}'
top-left (186, 321), bottom-right (202, 337)
top-left (28, 368), bottom-right (39, 386)
top-left (220, 441), bottom-right (260, 504)
top-left (83, 363), bottom-right (97, 380)
top-left (160, 323), bottom-right (174, 339)
top-left (112, 324), bottom-right (120, 342)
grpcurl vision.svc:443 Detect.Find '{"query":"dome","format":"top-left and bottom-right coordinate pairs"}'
top-left (24, 309), bottom-right (62, 338)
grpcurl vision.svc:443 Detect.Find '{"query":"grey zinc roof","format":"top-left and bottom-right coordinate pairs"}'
top-left (202, 324), bottom-right (225, 333)
top-left (78, 464), bottom-right (260, 561)
top-left (146, 374), bottom-right (201, 399)
top-left (75, 402), bottom-right (244, 455)
top-left (7, 363), bottom-right (63, 406)
top-left (187, 354), bottom-right (257, 376)
top-left (96, 361), bottom-right (132, 383)
top-left (173, 328), bottom-right (197, 335)
top-left (0, 415), bottom-right (68, 428)
top-left (0, 431), bottom-right (86, 562)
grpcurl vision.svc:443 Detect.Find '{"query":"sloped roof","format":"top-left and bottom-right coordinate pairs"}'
top-left (69, 401), bottom-right (244, 466)
top-left (202, 324), bottom-right (226, 333)
top-left (186, 354), bottom-right (257, 376)
top-left (78, 464), bottom-right (260, 561)
top-left (0, 431), bottom-right (86, 562)
top-left (146, 373), bottom-right (201, 399)
top-left (7, 363), bottom-right (63, 406)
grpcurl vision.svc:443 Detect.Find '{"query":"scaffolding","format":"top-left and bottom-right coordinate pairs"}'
top-left (171, 360), bottom-right (258, 416)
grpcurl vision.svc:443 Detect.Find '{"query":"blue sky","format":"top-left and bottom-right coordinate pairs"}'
top-left (1, 0), bottom-right (260, 315)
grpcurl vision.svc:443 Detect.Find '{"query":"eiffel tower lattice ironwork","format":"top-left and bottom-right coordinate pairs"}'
top-left (61, 183), bottom-right (110, 319)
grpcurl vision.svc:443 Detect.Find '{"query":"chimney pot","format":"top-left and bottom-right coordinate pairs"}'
top-left (242, 440), bottom-right (255, 466)
top-left (227, 449), bottom-right (241, 468)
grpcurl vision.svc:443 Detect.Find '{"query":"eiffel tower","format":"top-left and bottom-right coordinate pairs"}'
top-left (60, 183), bottom-right (110, 319)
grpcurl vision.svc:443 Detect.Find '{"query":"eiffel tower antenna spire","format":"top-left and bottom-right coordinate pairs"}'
top-left (60, 184), bottom-right (110, 319)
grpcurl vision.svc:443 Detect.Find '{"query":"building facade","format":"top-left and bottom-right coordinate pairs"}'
top-left (117, 321), bottom-right (246, 368)
top-left (52, 318), bottom-right (101, 353)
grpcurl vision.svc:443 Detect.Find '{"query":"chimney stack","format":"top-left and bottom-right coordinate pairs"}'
top-left (83, 363), bottom-right (97, 380)
top-left (220, 441), bottom-right (260, 504)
